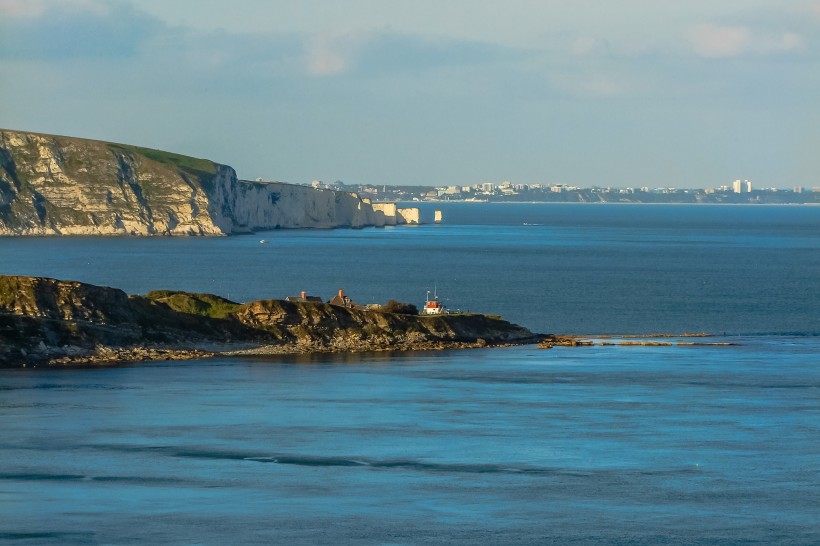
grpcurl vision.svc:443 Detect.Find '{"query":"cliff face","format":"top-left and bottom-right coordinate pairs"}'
top-left (226, 181), bottom-right (379, 230)
top-left (0, 276), bottom-right (545, 367)
top-left (0, 129), bottom-right (418, 235)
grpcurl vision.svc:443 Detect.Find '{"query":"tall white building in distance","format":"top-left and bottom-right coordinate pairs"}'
top-left (733, 179), bottom-right (752, 193)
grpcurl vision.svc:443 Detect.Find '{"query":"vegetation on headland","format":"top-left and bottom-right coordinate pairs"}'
top-left (378, 300), bottom-right (419, 315)
top-left (145, 290), bottom-right (240, 319)
top-left (0, 276), bottom-right (545, 367)
top-left (107, 143), bottom-right (218, 178)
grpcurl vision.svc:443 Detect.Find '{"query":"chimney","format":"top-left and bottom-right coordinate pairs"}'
top-left (338, 289), bottom-right (344, 299)
top-left (301, 291), bottom-right (306, 300)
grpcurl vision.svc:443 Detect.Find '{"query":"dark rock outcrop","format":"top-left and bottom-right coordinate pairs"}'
top-left (0, 276), bottom-right (546, 367)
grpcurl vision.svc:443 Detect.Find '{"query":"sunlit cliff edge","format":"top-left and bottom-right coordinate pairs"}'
top-left (0, 129), bottom-right (419, 235)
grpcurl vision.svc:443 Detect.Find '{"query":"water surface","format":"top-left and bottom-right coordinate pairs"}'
top-left (1, 341), bottom-right (818, 544)
top-left (2, 203), bottom-right (819, 335)
top-left (1, 204), bottom-right (819, 544)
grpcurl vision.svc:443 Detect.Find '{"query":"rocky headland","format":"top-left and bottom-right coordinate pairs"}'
top-left (0, 276), bottom-right (547, 367)
top-left (0, 129), bottom-right (419, 235)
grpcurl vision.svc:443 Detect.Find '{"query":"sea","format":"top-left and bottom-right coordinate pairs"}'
top-left (0, 203), bottom-right (818, 544)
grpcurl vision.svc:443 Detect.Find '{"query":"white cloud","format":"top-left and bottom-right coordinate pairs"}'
top-left (690, 24), bottom-right (753, 58)
top-left (0, 0), bottom-right (43, 16)
top-left (570, 37), bottom-right (600, 56)
top-left (689, 23), bottom-right (804, 58)
top-left (0, 0), bottom-right (160, 60)
top-left (305, 31), bottom-right (372, 76)
top-left (0, 0), bottom-right (113, 17)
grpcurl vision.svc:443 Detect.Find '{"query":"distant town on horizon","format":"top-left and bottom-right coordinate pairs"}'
top-left (273, 178), bottom-right (820, 205)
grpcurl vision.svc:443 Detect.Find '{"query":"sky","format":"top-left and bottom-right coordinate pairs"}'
top-left (1, 0), bottom-right (818, 188)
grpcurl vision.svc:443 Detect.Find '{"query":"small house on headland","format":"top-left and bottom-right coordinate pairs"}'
top-left (285, 291), bottom-right (323, 303)
top-left (328, 289), bottom-right (364, 310)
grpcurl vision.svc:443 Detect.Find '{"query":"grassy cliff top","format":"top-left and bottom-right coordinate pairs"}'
top-left (145, 290), bottom-right (239, 319)
top-left (107, 143), bottom-right (218, 177)
top-left (0, 128), bottom-right (220, 177)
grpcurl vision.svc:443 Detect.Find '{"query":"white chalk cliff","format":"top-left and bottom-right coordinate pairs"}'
top-left (0, 129), bottom-right (418, 236)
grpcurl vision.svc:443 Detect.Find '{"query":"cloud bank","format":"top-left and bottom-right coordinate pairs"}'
top-left (690, 23), bottom-right (804, 58)
top-left (1, 0), bottom-right (817, 187)
top-left (0, 0), bottom-right (161, 59)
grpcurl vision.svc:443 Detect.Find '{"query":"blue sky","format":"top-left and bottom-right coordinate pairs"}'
top-left (1, 0), bottom-right (817, 188)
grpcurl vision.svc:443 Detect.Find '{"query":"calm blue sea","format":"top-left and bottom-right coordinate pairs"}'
top-left (1, 204), bottom-right (819, 544)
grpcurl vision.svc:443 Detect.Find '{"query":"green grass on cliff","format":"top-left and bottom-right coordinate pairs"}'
top-left (145, 290), bottom-right (239, 319)
top-left (108, 144), bottom-right (218, 177)
top-left (1, 130), bottom-right (219, 179)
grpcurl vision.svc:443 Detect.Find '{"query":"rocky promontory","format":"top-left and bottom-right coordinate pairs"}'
top-left (0, 276), bottom-right (547, 367)
top-left (0, 129), bottom-right (419, 235)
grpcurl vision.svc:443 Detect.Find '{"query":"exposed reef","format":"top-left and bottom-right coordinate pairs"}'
top-left (0, 129), bottom-right (419, 235)
top-left (0, 276), bottom-right (547, 367)
top-left (537, 334), bottom-right (734, 348)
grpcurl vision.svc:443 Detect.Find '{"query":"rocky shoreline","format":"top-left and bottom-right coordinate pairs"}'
top-left (0, 276), bottom-right (547, 368)
top-left (538, 334), bottom-right (736, 349)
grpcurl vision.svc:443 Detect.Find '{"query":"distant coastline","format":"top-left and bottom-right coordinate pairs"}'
top-left (366, 182), bottom-right (820, 205)
top-left (401, 200), bottom-right (820, 206)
